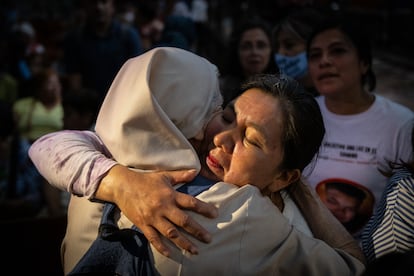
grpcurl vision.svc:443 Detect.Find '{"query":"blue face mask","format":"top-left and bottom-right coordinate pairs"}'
top-left (275, 52), bottom-right (308, 79)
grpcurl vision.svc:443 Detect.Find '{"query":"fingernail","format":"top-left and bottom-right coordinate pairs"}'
top-left (203, 233), bottom-right (212, 243)
top-left (189, 246), bottom-right (199, 255)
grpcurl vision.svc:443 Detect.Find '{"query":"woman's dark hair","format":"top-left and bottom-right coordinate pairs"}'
top-left (241, 74), bottom-right (325, 172)
top-left (222, 17), bottom-right (278, 77)
top-left (272, 7), bottom-right (326, 49)
top-left (306, 17), bottom-right (377, 91)
top-left (325, 182), bottom-right (366, 202)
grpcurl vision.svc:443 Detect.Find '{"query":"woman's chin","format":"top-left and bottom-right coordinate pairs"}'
top-left (199, 166), bottom-right (221, 182)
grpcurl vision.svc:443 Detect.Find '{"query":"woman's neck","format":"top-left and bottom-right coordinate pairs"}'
top-left (270, 191), bottom-right (284, 212)
top-left (324, 88), bottom-right (375, 115)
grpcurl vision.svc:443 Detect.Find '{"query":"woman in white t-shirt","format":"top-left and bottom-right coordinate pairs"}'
top-left (303, 16), bottom-right (414, 238)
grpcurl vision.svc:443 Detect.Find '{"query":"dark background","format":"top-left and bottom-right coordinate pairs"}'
top-left (2, 0), bottom-right (414, 68)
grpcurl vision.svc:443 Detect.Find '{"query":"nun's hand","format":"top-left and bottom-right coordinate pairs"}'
top-left (95, 165), bottom-right (218, 256)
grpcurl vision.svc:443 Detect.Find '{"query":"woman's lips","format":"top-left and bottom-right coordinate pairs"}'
top-left (318, 73), bottom-right (338, 80)
top-left (206, 154), bottom-right (221, 169)
top-left (206, 153), bottom-right (224, 180)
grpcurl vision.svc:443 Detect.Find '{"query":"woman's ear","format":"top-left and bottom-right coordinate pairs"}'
top-left (269, 169), bottom-right (301, 193)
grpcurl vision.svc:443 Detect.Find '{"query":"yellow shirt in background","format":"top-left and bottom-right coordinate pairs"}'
top-left (13, 97), bottom-right (63, 141)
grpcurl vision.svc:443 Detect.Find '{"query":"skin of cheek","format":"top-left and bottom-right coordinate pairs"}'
top-left (222, 145), bottom-right (280, 191)
top-left (227, 141), bottom-right (283, 192)
top-left (221, 147), bottom-right (247, 186)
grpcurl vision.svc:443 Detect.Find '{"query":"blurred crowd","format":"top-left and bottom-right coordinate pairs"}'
top-left (0, 0), bottom-right (326, 220)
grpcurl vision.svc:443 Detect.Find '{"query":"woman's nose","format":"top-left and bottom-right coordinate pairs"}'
top-left (213, 129), bottom-right (235, 154)
top-left (319, 52), bottom-right (332, 66)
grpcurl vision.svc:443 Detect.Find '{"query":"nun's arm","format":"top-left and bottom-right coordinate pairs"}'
top-left (96, 164), bottom-right (217, 256)
top-left (29, 130), bottom-right (218, 255)
top-left (29, 130), bottom-right (116, 197)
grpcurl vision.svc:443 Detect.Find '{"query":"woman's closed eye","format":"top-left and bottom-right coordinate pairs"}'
top-left (244, 128), bottom-right (263, 149)
top-left (244, 136), bottom-right (260, 148)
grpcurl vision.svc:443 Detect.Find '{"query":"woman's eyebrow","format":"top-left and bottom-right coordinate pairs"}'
top-left (246, 122), bottom-right (267, 144)
top-left (328, 41), bottom-right (348, 48)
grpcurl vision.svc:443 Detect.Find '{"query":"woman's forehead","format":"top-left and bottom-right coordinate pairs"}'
top-left (312, 29), bottom-right (348, 46)
top-left (236, 89), bottom-right (283, 133)
top-left (236, 89), bottom-right (276, 110)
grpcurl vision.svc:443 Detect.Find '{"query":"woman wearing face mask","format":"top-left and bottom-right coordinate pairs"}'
top-left (303, 17), bottom-right (414, 238)
top-left (272, 7), bottom-right (326, 96)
